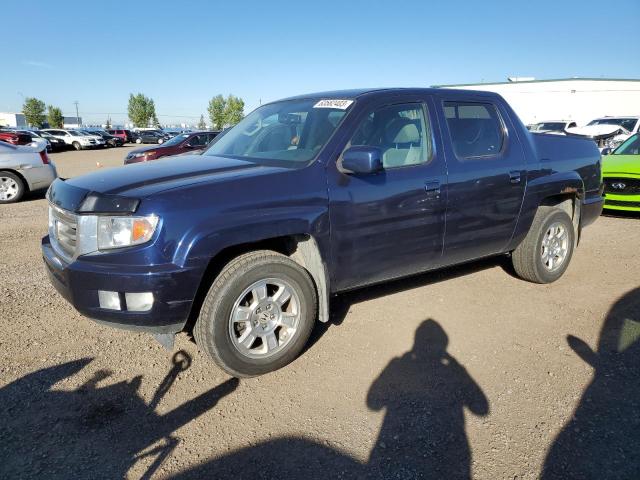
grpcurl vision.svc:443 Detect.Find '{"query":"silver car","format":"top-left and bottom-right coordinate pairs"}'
top-left (0, 141), bottom-right (57, 203)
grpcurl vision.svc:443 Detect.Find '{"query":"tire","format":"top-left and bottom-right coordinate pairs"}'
top-left (0, 171), bottom-right (26, 203)
top-left (136, 138), bottom-right (142, 144)
top-left (158, 138), bottom-right (164, 144)
top-left (72, 141), bottom-right (81, 151)
top-left (194, 250), bottom-right (317, 378)
top-left (512, 206), bottom-right (575, 284)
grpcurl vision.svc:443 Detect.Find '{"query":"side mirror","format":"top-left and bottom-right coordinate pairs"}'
top-left (341, 146), bottom-right (383, 174)
top-left (601, 147), bottom-right (612, 156)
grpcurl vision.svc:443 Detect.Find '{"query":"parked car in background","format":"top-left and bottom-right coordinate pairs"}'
top-left (567, 116), bottom-right (640, 151)
top-left (529, 120), bottom-right (577, 133)
top-left (0, 130), bottom-right (35, 146)
top-left (107, 129), bottom-right (137, 143)
top-left (0, 141), bottom-right (56, 203)
top-left (134, 130), bottom-right (166, 144)
top-left (74, 130), bottom-right (107, 148)
top-left (42, 129), bottom-right (102, 150)
top-left (124, 131), bottom-right (219, 164)
top-left (12, 130), bottom-right (53, 152)
top-left (42, 88), bottom-right (603, 377)
top-left (602, 133), bottom-right (640, 212)
top-left (29, 131), bottom-right (67, 152)
top-left (83, 129), bottom-right (124, 147)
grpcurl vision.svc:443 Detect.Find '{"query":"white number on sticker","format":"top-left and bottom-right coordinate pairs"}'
top-left (313, 99), bottom-right (354, 110)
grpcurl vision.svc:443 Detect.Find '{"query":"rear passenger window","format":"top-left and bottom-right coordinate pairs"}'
top-left (347, 103), bottom-right (432, 169)
top-left (444, 101), bottom-right (504, 159)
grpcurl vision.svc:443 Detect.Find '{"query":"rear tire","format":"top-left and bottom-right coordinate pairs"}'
top-left (0, 171), bottom-right (25, 203)
top-left (194, 250), bottom-right (317, 378)
top-left (512, 206), bottom-right (575, 283)
top-left (136, 138), bottom-right (142, 144)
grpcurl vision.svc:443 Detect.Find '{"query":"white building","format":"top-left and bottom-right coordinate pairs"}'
top-left (434, 78), bottom-right (640, 126)
top-left (0, 112), bottom-right (27, 127)
top-left (63, 116), bottom-right (82, 128)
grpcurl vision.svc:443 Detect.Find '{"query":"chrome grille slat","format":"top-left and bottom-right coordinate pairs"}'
top-left (49, 204), bottom-right (78, 260)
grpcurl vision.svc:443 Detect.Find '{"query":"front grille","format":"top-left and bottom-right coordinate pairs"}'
top-left (49, 204), bottom-right (77, 260)
top-left (604, 199), bottom-right (640, 208)
top-left (603, 177), bottom-right (640, 195)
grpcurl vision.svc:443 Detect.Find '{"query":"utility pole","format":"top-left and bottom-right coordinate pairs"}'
top-left (73, 101), bottom-right (80, 127)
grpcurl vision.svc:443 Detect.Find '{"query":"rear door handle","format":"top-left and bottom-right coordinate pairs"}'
top-left (509, 171), bottom-right (522, 184)
top-left (425, 180), bottom-right (441, 198)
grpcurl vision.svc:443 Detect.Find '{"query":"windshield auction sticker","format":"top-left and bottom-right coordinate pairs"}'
top-left (313, 99), bottom-right (354, 109)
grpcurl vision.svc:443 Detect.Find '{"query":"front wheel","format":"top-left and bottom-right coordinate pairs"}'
top-left (72, 141), bottom-right (82, 151)
top-left (135, 138), bottom-right (142, 144)
top-left (512, 206), bottom-right (576, 283)
top-left (194, 251), bottom-right (317, 377)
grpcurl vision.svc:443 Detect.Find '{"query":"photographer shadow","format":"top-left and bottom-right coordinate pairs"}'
top-left (174, 319), bottom-right (488, 480)
top-left (542, 287), bottom-right (640, 479)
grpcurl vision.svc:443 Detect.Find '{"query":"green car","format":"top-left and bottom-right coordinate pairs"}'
top-left (603, 133), bottom-right (640, 212)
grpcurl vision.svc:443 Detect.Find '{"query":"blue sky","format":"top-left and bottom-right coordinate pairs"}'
top-left (2, 0), bottom-right (639, 125)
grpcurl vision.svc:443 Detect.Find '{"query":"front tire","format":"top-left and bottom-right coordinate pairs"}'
top-left (136, 138), bottom-right (142, 144)
top-left (72, 141), bottom-right (81, 151)
top-left (0, 171), bottom-right (25, 203)
top-left (512, 206), bottom-right (575, 283)
top-left (194, 250), bottom-right (317, 378)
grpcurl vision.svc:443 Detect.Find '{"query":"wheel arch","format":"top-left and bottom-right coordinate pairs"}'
top-left (508, 171), bottom-right (585, 251)
top-left (0, 168), bottom-right (31, 192)
top-left (183, 234), bottom-right (330, 335)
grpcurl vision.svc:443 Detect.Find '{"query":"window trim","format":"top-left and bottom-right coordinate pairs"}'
top-left (441, 100), bottom-right (508, 161)
top-left (338, 101), bottom-right (435, 171)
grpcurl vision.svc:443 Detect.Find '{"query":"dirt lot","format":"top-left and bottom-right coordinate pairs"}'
top-left (1, 146), bottom-right (638, 479)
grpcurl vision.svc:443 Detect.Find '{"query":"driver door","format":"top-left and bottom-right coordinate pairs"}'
top-left (326, 98), bottom-right (447, 291)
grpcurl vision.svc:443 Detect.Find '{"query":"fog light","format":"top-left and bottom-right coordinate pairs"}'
top-left (98, 290), bottom-right (121, 310)
top-left (125, 292), bottom-right (154, 312)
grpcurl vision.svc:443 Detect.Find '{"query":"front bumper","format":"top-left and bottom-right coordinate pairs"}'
top-left (42, 236), bottom-right (204, 334)
top-left (603, 194), bottom-right (640, 211)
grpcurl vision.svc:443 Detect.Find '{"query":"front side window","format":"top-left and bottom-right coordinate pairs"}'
top-left (347, 103), bottom-right (431, 169)
top-left (613, 134), bottom-right (640, 155)
top-left (204, 98), bottom-right (351, 165)
top-left (444, 101), bottom-right (504, 159)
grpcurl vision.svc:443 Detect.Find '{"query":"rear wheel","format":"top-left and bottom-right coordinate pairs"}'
top-left (0, 172), bottom-right (25, 203)
top-left (194, 250), bottom-right (317, 377)
top-left (136, 138), bottom-right (142, 144)
top-left (512, 206), bottom-right (575, 283)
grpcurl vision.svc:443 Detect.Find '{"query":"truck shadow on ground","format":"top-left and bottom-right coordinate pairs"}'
top-left (0, 320), bottom-right (488, 480)
top-left (542, 287), bottom-right (640, 479)
top-left (306, 256), bottom-right (513, 353)
top-left (0, 351), bottom-right (239, 480)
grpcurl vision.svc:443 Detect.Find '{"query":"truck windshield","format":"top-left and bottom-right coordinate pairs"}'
top-left (204, 99), bottom-right (352, 165)
top-left (613, 134), bottom-right (640, 155)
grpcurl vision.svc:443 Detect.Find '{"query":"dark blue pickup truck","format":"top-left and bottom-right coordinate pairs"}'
top-left (43, 88), bottom-right (603, 377)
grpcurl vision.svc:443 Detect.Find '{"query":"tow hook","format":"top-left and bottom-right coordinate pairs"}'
top-left (152, 333), bottom-right (175, 350)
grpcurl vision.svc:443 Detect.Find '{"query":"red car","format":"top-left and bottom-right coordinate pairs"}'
top-left (124, 131), bottom-right (219, 164)
top-left (0, 130), bottom-right (34, 146)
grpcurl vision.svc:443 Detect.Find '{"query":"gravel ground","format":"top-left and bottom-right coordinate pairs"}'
top-left (1, 146), bottom-right (638, 479)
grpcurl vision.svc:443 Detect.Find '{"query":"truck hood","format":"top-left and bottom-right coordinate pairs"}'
top-left (64, 154), bottom-right (285, 199)
top-left (566, 124), bottom-right (630, 138)
top-left (602, 154), bottom-right (640, 175)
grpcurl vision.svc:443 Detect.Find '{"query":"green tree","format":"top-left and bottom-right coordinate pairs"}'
top-left (47, 105), bottom-right (64, 128)
top-left (224, 94), bottom-right (245, 126)
top-left (207, 95), bottom-right (226, 130)
top-left (127, 93), bottom-right (156, 128)
top-left (197, 114), bottom-right (207, 129)
top-left (23, 97), bottom-right (46, 127)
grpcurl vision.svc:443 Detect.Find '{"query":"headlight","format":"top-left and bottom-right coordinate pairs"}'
top-left (97, 215), bottom-right (159, 250)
